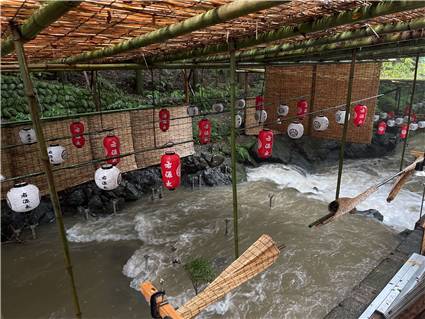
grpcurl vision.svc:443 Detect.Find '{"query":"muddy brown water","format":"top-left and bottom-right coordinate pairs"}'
top-left (2, 134), bottom-right (424, 319)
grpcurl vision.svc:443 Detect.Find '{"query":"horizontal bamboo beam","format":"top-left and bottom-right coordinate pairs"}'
top-left (196, 17), bottom-right (425, 63)
top-left (59, 0), bottom-right (288, 64)
top-left (148, 1), bottom-right (425, 64)
top-left (1, 1), bottom-right (82, 57)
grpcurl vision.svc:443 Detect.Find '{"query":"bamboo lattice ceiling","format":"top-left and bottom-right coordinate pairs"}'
top-left (1, 0), bottom-right (424, 64)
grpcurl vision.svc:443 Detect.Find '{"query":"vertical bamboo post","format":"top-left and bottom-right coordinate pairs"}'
top-left (183, 69), bottom-right (190, 104)
top-left (419, 184), bottom-right (425, 255)
top-left (396, 87), bottom-right (401, 114)
top-left (229, 41), bottom-right (239, 259)
top-left (399, 55), bottom-right (420, 171)
top-left (335, 49), bottom-right (357, 200)
top-left (244, 72), bottom-right (248, 98)
top-left (135, 69), bottom-right (143, 94)
top-left (307, 64), bottom-right (317, 136)
top-left (11, 23), bottom-right (82, 318)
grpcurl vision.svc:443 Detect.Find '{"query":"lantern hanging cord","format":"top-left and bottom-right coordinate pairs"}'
top-left (2, 139), bottom-right (194, 183)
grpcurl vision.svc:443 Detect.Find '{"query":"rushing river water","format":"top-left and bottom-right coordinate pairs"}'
top-left (2, 134), bottom-right (424, 319)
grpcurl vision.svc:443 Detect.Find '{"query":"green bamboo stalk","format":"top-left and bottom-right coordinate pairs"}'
top-left (60, 0), bottom-right (289, 64)
top-left (229, 41), bottom-right (239, 259)
top-left (148, 1), bottom-right (425, 64)
top-left (10, 23), bottom-right (82, 318)
top-left (195, 18), bottom-right (425, 63)
top-left (1, 1), bottom-right (82, 56)
top-left (399, 55), bottom-right (420, 171)
top-left (335, 49), bottom-right (357, 200)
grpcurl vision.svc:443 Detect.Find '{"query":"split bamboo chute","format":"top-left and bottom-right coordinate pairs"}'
top-left (140, 234), bottom-right (282, 319)
top-left (309, 151), bottom-right (424, 228)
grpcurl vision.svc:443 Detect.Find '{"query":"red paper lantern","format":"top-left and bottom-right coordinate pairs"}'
top-left (377, 121), bottom-right (387, 135)
top-left (387, 111), bottom-right (395, 119)
top-left (255, 96), bottom-right (265, 111)
top-left (70, 121), bottom-right (85, 148)
top-left (257, 129), bottom-right (273, 159)
top-left (353, 104), bottom-right (368, 127)
top-left (103, 135), bottom-right (121, 165)
top-left (198, 118), bottom-right (211, 145)
top-left (159, 108), bottom-right (170, 132)
top-left (296, 99), bottom-right (308, 119)
top-left (72, 135), bottom-right (85, 148)
top-left (161, 151), bottom-right (181, 190)
top-left (400, 124), bottom-right (408, 139)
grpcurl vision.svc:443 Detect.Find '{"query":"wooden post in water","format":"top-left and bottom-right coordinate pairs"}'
top-left (399, 54), bottom-right (420, 171)
top-left (335, 49), bottom-right (357, 200)
top-left (11, 23), bottom-right (82, 318)
top-left (229, 41), bottom-right (239, 258)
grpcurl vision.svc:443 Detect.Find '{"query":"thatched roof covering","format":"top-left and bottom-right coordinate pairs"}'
top-left (1, 0), bottom-right (424, 65)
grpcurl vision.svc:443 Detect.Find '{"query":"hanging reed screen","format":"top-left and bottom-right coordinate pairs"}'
top-left (0, 105), bottom-right (194, 198)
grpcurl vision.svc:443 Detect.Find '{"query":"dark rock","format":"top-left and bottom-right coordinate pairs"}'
top-left (201, 167), bottom-right (231, 186)
top-left (30, 200), bottom-right (54, 224)
top-left (354, 209), bottom-right (384, 222)
top-left (122, 181), bottom-right (142, 200)
top-left (65, 188), bottom-right (87, 207)
top-left (209, 154), bottom-right (225, 168)
top-left (87, 195), bottom-right (105, 215)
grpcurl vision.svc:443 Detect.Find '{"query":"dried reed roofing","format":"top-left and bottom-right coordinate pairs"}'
top-left (1, 0), bottom-right (425, 65)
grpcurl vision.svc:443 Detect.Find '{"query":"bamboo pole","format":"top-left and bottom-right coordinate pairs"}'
top-left (148, 1), bottom-right (425, 64)
top-left (193, 18), bottom-right (425, 63)
top-left (60, 0), bottom-right (288, 64)
top-left (10, 23), bottom-right (82, 318)
top-left (135, 69), bottom-right (143, 95)
top-left (335, 49), bottom-right (357, 200)
top-left (229, 41), bottom-right (239, 259)
top-left (1, 1), bottom-right (82, 56)
top-left (307, 65), bottom-right (317, 136)
top-left (399, 55), bottom-right (420, 171)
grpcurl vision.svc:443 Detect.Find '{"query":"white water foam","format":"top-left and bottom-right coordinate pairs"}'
top-left (247, 160), bottom-right (423, 230)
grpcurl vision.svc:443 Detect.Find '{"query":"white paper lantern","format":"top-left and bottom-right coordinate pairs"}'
top-left (187, 105), bottom-right (199, 117)
top-left (0, 174), bottom-right (5, 181)
top-left (212, 103), bottom-right (224, 113)
top-left (313, 115), bottom-right (329, 131)
top-left (255, 110), bottom-right (267, 123)
top-left (277, 104), bottom-right (289, 116)
top-left (335, 109), bottom-right (350, 125)
top-left (47, 144), bottom-right (67, 165)
top-left (287, 122), bottom-right (304, 139)
top-left (19, 127), bottom-right (37, 144)
top-left (235, 114), bottom-right (243, 128)
top-left (95, 164), bottom-right (122, 190)
top-left (387, 119), bottom-right (396, 127)
top-left (380, 112), bottom-right (388, 119)
top-left (409, 122), bottom-right (418, 131)
top-left (373, 115), bottom-right (380, 122)
top-left (236, 99), bottom-right (246, 109)
top-left (6, 182), bottom-right (40, 213)
top-left (395, 117), bottom-right (404, 125)
top-left (418, 121), bottom-right (425, 129)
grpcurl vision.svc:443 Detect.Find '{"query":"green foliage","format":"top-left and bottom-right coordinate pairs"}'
top-left (184, 257), bottom-right (215, 295)
top-left (381, 57), bottom-right (425, 80)
top-left (236, 144), bottom-right (255, 165)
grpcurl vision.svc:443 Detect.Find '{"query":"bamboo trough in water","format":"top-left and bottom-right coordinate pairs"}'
top-left (140, 234), bottom-right (282, 319)
top-left (309, 151), bottom-right (424, 228)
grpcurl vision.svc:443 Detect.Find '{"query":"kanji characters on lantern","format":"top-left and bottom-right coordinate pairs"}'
top-left (335, 109), bottom-right (349, 125)
top-left (161, 151), bottom-right (181, 190)
top-left (377, 121), bottom-right (387, 135)
top-left (103, 134), bottom-right (121, 165)
top-left (255, 110), bottom-right (267, 123)
top-left (395, 117), bottom-right (404, 126)
top-left (47, 144), bottom-right (67, 165)
top-left (198, 118), bottom-right (211, 145)
top-left (95, 164), bottom-right (122, 190)
top-left (212, 103), bottom-right (224, 113)
top-left (159, 108), bottom-right (170, 132)
top-left (387, 119), bottom-right (396, 127)
top-left (255, 96), bottom-right (264, 110)
top-left (400, 124), bottom-right (408, 139)
top-left (19, 127), bottom-right (37, 144)
top-left (70, 121), bottom-right (85, 148)
top-left (296, 99), bottom-right (308, 119)
top-left (257, 129), bottom-right (273, 159)
top-left (353, 104), bottom-right (368, 127)
top-left (235, 114), bottom-right (243, 128)
top-left (418, 121), bottom-right (425, 129)
top-left (409, 122), bottom-right (418, 131)
top-left (6, 182), bottom-right (40, 213)
top-left (236, 99), bottom-right (246, 109)
top-left (373, 115), bottom-right (380, 122)
top-left (187, 105), bottom-right (199, 117)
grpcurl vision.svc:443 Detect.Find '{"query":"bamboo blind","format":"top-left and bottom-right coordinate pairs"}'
top-left (245, 63), bottom-right (381, 144)
top-left (0, 105), bottom-right (194, 198)
top-left (1, 0), bottom-right (424, 64)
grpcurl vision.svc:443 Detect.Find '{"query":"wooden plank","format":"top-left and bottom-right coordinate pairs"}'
top-left (140, 281), bottom-right (183, 319)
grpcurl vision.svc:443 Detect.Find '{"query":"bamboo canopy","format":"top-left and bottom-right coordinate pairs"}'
top-left (1, 1), bottom-right (425, 65)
